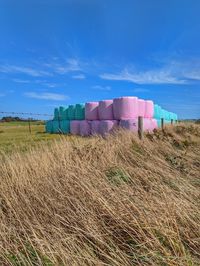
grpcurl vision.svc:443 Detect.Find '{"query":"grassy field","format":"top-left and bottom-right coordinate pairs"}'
top-left (0, 121), bottom-right (75, 154)
top-left (0, 123), bottom-right (200, 265)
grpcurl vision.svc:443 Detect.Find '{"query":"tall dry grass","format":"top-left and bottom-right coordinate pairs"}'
top-left (0, 123), bottom-right (200, 265)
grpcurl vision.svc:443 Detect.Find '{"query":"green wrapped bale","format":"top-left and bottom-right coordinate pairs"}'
top-left (60, 120), bottom-right (70, 134)
top-left (67, 105), bottom-right (75, 120)
top-left (45, 120), bottom-right (53, 133)
top-left (52, 120), bottom-right (60, 133)
top-left (63, 107), bottom-right (69, 120)
top-left (54, 108), bottom-right (59, 120)
top-left (59, 106), bottom-right (65, 120)
top-left (75, 104), bottom-right (85, 120)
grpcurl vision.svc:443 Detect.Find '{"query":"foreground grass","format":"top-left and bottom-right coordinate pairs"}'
top-left (0, 123), bottom-right (200, 265)
top-left (0, 121), bottom-right (74, 154)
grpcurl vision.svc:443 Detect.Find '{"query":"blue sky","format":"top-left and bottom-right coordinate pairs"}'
top-left (0, 0), bottom-right (200, 119)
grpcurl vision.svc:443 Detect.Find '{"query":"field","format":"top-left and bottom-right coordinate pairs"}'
top-left (0, 123), bottom-right (200, 265)
top-left (0, 121), bottom-right (77, 154)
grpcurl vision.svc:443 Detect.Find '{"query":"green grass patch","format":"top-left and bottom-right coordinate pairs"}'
top-left (106, 167), bottom-right (130, 185)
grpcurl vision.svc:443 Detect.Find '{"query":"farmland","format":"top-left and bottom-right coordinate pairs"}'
top-left (0, 123), bottom-right (200, 265)
top-left (0, 121), bottom-right (78, 154)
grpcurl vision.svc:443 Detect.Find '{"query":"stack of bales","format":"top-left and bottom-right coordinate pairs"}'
top-left (69, 97), bottom-right (158, 137)
top-left (46, 96), bottom-right (178, 136)
top-left (153, 105), bottom-right (178, 127)
top-left (45, 104), bottom-right (85, 134)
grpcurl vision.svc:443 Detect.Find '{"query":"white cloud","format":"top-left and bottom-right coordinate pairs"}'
top-left (72, 74), bottom-right (86, 79)
top-left (100, 68), bottom-right (187, 85)
top-left (0, 65), bottom-right (52, 77)
top-left (24, 92), bottom-right (69, 101)
top-left (92, 85), bottom-right (111, 91)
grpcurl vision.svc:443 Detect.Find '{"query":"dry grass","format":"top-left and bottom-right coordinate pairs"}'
top-left (0, 123), bottom-right (200, 265)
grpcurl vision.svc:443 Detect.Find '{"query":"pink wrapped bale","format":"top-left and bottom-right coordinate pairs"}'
top-left (113, 97), bottom-right (138, 119)
top-left (138, 99), bottom-right (145, 117)
top-left (98, 100), bottom-right (114, 120)
top-left (70, 120), bottom-right (80, 135)
top-left (143, 118), bottom-right (158, 132)
top-left (151, 119), bottom-right (158, 130)
top-left (99, 120), bottom-right (118, 136)
top-left (85, 102), bottom-right (99, 120)
top-left (91, 120), bottom-right (100, 135)
top-left (144, 100), bottom-right (154, 118)
top-left (119, 119), bottom-right (138, 132)
top-left (79, 120), bottom-right (91, 136)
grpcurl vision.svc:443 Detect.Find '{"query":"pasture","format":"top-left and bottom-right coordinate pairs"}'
top-left (0, 123), bottom-right (200, 265)
top-left (0, 121), bottom-right (75, 154)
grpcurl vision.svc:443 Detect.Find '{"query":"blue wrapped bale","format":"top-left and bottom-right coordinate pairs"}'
top-left (67, 105), bottom-right (75, 120)
top-left (54, 108), bottom-right (59, 120)
top-left (60, 120), bottom-right (70, 134)
top-left (75, 104), bottom-right (85, 120)
top-left (52, 120), bottom-right (60, 133)
top-left (45, 120), bottom-right (53, 133)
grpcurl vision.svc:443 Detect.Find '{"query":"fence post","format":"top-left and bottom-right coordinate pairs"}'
top-left (171, 119), bottom-right (173, 125)
top-left (161, 118), bottom-right (164, 131)
top-left (28, 119), bottom-right (31, 134)
top-left (138, 116), bottom-right (143, 140)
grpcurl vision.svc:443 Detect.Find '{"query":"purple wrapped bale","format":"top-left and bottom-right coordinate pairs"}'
top-left (85, 102), bottom-right (99, 120)
top-left (99, 120), bottom-right (118, 136)
top-left (113, 97), bottom-right (138, 120)
top-left (70, 120), bottom-right (80, 135)
top-left (98, 100), bottom-right (114, 120)
top-left (91, 120), bottom-right (100, 135)
top-left (119, 119), bottom-right (138, 132)
top-left (79, 120), bottom-right (91, 136)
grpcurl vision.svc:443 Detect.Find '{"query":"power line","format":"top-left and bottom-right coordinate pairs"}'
top-left (0, 111), bottom-right (53, 117)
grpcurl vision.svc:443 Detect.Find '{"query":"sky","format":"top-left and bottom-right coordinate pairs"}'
top-left (0, 0), bottom-right (200, 119)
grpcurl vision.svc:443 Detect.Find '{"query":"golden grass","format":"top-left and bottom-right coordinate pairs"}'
top-left (0, 123), bottom-right (200, 265)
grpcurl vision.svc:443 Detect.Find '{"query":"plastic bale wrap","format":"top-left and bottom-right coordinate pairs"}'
top-left (91, 120), bottom-right (100, 135)
top-left (138, 99), bottom-right (145, 117)
top-left (45, 120), bottom-right (53, 133)
top-left (119, 119), bottom-right (138, 132)
top-left (85, 102), bottom-right (99, 120)
top-left (98, 100), bottom-right (114, 120)
top-left (52, 120), bottom-right (60, 133)
top-left (79, 120), bottom-right (91, 136)
top-left (63, 107), bottom-right (69, 120)
top-left (144, 100), bottom-right (154, 118)
top-left (75, 104), bottom-right (85, 120)
top-left (113, 97), bottom-right (138, 119)
top-left (70, 120), bottom-right (81, 135)
top-left (99, 120), bottom-right (118, 136)
top-left (67, 105), bottom-right (75, 120)
top-left (60, 120), bottom-right (70, 134)
top-left (54, 108), bottom-right (59, 120)
top-left (59, 106), bottom-right (65, 120)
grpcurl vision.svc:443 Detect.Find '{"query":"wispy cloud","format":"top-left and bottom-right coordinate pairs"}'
top-left (24, 92), bottom-right (69, 101)
top-left (0, 93), bottom-right (6, 97)
top-left (0, 65), bottom-right (52, 77)
top-left (100, 68), bottom-right (187, 85)
top-left (12, 79), bottom-right (31, 83)
top-left (92, 85), bottom-right (111, 91)
top-left (132, 88), bottom-right (149, 93)
top-left (72, 74), bottom-right (86, 79)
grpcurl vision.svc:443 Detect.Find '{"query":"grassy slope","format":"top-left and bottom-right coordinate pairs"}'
top-left (0, 121), bottom-right (74, 154)
top-left (0, 123), bottom-right (200, 265)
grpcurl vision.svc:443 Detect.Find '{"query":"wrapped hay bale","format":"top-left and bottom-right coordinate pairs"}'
top-left (113, 97), bottom-right (138, 120)
top-left (85, 102), bottom-right (99, 120)
top-left (98, 100), bottom-right (114, 120)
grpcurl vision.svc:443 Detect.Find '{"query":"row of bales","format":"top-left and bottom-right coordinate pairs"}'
top-left (45, 97), bottom-right (178, 136)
